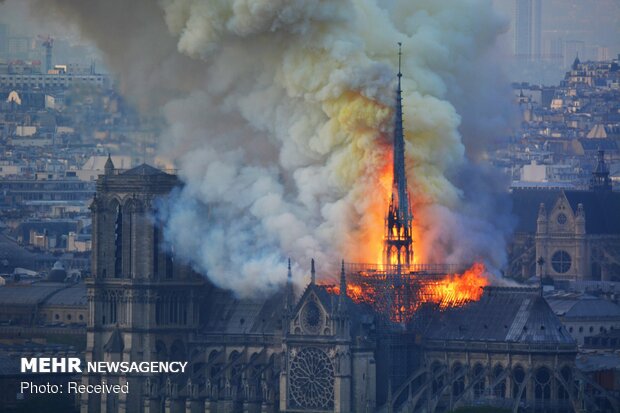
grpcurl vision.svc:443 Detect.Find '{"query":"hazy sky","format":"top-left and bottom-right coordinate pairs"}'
top-left (1, 0), bottom-right (619, 83)
top-left (493, 0), bottom-right (620, 55)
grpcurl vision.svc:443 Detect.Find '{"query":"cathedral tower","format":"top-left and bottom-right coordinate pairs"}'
top-left (85, 162), bottom-right (206, 413)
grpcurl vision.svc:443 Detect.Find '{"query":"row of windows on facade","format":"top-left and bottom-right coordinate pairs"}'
top-left (100, 298), bottom-right (188, 326)
top-left (104, 206), bottom-right (174, 279)
top-left (52, 313), bottom-right (84, 322)
top-left (568, 325), bottom-right (615, 334)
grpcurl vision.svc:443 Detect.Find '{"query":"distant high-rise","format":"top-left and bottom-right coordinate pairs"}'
top-left (514, 0), bottom-right (542, 61)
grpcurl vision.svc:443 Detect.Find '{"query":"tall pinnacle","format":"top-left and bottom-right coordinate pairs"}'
top-left (384, 43), bottom-right (414, 268)
top-left (393, 42), bottom-right (410, 223)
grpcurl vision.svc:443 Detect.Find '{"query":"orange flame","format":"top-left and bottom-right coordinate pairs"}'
top-left (321, 263), bottom-right (489, 322)
top-left (419, 262), bottom-right (488, 309)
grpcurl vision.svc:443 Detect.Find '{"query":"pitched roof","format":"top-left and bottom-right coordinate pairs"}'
top-left (578, 138), bottom-right (618, 151)
top-left (200, 288), bottom-right (286, 334)
top-left (510, 189), bottom-right (620, 234)
top-left (563, 190), bottom-right (620, 233)
top-left (424, 287), bottom-right (575, 345)
top-left (510, 189), bottom-right (561, 233)
top-left (547, 296), bottom-right (620, 319)
top-left (121, 163), bottom-right (168, 176)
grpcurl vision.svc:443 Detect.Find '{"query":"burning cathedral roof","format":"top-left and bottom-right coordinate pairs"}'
top-left (423, 287), bottom-right (576, 346)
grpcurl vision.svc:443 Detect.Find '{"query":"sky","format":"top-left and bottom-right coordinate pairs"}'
top-left (2, 0), bottom-right (619, 83)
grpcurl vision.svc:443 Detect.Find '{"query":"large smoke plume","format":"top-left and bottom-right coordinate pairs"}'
top-left (14, 0), bottom-right (514, 296)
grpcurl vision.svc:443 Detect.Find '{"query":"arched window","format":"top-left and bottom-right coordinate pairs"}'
top-left (535, 367), bottom-right (551, 400)
top-left (114, 203), bottom-right (123, 278)
top-left (452, 362), bottom-right (465, 397)
top-left (557, 366), bottom-right (572, 401)
top-left (513, 365), bottom-right (526, 401)
top-left (493, 364), bottom-right (506, 398)
top-left (431, 361), bottom-right (443, 396)
top-left (473, 363), bottom-right (485, 398)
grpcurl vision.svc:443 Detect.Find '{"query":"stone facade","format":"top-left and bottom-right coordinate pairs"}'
top-left (83, 161), bottom-right (372, 413)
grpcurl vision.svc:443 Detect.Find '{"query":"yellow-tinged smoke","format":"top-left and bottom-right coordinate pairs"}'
top-left (17, 0), bottom-right (514, 296)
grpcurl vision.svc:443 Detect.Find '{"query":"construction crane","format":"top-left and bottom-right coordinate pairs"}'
top-left (37, 35), bottom-right (54, 74)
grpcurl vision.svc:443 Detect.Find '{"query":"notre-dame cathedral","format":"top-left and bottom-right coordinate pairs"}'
top-left (83, 64), bottom-right (609, 413)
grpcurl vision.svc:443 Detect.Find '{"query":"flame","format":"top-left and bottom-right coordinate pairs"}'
top-left (321, 262), bottom-right (489, 322)
top-left (419, 262), bottom-right (488, 309)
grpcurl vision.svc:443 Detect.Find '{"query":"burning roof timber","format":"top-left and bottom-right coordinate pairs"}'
top-left (423, 286), bottom-right (576, 347)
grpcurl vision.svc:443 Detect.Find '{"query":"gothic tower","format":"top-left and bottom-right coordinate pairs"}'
top-left (589, 149), bottom-right (612, 192)
top-left (84, 162), bottom-right (206, 413)
top-left (385, 43), bottom-right (414, 268)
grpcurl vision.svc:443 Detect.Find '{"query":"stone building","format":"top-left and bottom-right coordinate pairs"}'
top-left (84, 158), bottom-right (379, 413)
top-left (80, 63), bottom-right (604, 412)
top-left (508, 150), bottom-right (620, 281)
top-left (546, 293), bottom-right (620, 346)
top-left (83, 158), bottom-right (600, 412)
top-left (385, 287), bottom-right (581, 413)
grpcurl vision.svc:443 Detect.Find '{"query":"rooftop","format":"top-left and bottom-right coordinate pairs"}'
top-left (424, 287), bottom-right (575, 346)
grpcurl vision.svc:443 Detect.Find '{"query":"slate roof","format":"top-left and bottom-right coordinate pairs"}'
top-left (511, 189), bottom-right (560, 233)
top-left (121, 163), bottom-right (169, 176)
top-left (200, 282), bottom-right (375, 338)
top-left (576, 353), bottom-right (620, 372)
top-left (547, 296), bottom-right (620, 319)
top-left (0, 283), bottom-right (66, 305)
top-left (201, 288), bottom-right (286, 334)
top-left (510, 188), bottom-right (620, 234)
top-left (578, 138), bottom-right (618, 151)
top-left (0, 282), bottom-right (86, 307)
top-left (424, 287), bottom-right (575, 345)
top-left (0, 233), bottom-right (42, 268)
top-left (43, 283), bottom-right (87, 307)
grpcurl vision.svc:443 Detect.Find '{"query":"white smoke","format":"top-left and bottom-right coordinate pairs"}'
top-left (17, 0), bottom-right (514, 296)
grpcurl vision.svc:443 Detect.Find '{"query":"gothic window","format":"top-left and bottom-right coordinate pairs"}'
top-left (557, 366), bottom-right (572, 401)
top-left (289, 347), bottom-right (334, 410)
top-left (301, 301), bottom-right (322, 334)
top-left (114, 204), bottom-right (123, 278)
top-left (513, 365), bottom-right (526, 401)
top-left (493, 364), bottom-right (506, 398)
top-left (472, 363), bottom-right (485, 398)
top-left (431, 361), bottom-right (443, 396)
top-left (452, 362), bottom-right (464, 397)
top-left (153, 226), bottom-right (159, 277)
top-left (551, 250), bottom-right (571, 274)
top-left (535, 367), bottom-right (551, 400)
top-left (121, 201), bottom-right (133, 278)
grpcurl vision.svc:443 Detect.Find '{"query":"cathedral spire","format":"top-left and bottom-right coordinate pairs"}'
top-left (310, 258), bottom-right (316, 285)
top-left (338, 259), bottom-right (347, 311)
top-left (385, 43), bottom-right (414, 268)
top-left (393, 42), bottom-right (410, 222)
top-left (284, 258), bottom-right (293, 312)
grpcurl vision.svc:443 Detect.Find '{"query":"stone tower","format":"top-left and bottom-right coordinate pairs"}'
top-left (83, 162), bottom-right (206, 413)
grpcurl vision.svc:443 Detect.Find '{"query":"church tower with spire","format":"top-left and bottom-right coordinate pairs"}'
top-left (385, 43), bottom-right (414, 268)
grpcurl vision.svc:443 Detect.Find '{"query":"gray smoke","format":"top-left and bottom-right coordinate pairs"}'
top-left (13, 0), bottom-right (515, 296)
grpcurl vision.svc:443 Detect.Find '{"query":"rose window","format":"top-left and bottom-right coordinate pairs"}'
top-left (289, 347), bottom-right (334, 410)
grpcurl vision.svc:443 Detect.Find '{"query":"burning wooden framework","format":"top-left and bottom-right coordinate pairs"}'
top-left (325, 262), bottom-right (489, 324)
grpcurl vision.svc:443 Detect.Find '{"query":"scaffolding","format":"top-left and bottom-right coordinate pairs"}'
top-left (342, 262), bottom-right (472, 404)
